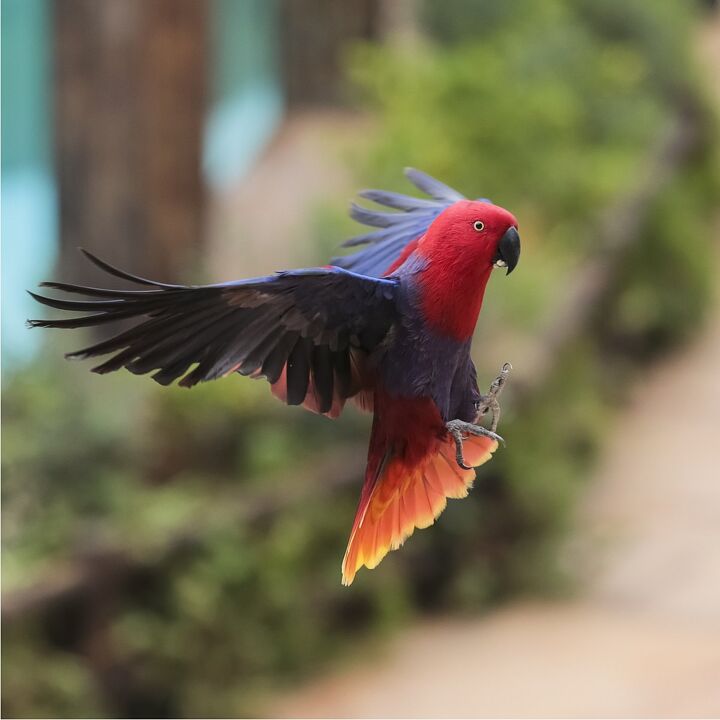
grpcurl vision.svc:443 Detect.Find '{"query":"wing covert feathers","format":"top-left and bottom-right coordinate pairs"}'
top-left (28, 251), bottom-right (397, 418)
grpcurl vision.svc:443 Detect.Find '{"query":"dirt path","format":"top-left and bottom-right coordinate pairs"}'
top-left (272, 15), bottom-right (720, 718)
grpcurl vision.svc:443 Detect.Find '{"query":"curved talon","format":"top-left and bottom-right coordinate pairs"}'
top-left (448, 428), bottom-right (470, 469)
top-left (446, 419), bottom-right (505, 469)
top-left (451, 432), bottom-right (473, 470)
top-left (445, 362), bottom-right (512, 468)
top-left (473, 427), bottom-right (505, 447)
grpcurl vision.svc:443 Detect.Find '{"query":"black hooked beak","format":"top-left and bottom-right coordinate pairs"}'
top-left (493, 226), bottom-right (520, 275)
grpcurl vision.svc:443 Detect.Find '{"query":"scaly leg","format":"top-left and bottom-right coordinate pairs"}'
top-left (476, 362), bottom-right (512, 431)
top-left (446, 363), bottom-right (512, 469)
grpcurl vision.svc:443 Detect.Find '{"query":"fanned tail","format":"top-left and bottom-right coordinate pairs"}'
top-left (341, 434), bottom-right (497, 585)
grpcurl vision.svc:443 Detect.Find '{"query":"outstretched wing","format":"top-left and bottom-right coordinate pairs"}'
top-left (29, 250), bottom-right (398, 417)
top-left (332, 168), bottom-right (483, 278)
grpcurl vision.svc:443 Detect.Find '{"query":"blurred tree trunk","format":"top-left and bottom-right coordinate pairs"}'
top-left (280, 0), bottom-right (381, 106)
top-left (53, 0), bottom-right (208, 285)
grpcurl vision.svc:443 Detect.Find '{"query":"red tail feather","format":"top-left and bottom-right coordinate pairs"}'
top-left (341, 433), bottom-right (497, 585)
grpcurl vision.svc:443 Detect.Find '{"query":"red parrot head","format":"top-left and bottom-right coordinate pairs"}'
top-left (418, 200), bottom-right (520, 275)
top-left (415, 199), bottom-right (520, 340)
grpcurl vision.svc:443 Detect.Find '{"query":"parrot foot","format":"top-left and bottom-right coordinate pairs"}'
top-left (476, 362), bottom-right (512, 432)
top-left (446, 420), bottom-right (504, 470)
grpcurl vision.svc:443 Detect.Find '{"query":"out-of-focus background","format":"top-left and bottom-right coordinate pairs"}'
top-left (2, 1), bottom-right (719, 717)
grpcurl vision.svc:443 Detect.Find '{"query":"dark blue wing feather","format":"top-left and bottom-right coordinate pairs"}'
top-left (331, 168), bottom-right (466, 277)
top-left (332, 168), bottom-right (492, 277)
top-left (403, 168), bottom-right (466, 203)
top-left (29, 252), bottom-right (398, 415)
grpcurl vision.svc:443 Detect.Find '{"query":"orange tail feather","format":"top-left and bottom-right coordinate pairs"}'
top-left (341, 434), bottom-right (498, 585)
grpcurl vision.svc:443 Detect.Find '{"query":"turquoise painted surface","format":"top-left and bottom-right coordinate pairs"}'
top-left (204, 0), bottom-right (284, 187)
top-left (1, 0), bottom-right (57, 369)
top-left (2, 0), bottom-right (284, 368)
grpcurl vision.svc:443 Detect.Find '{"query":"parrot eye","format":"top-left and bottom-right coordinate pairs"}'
top-left (473, 220), bottom-right (485, 232)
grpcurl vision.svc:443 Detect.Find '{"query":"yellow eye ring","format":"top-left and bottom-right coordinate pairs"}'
top-left (473, 220), bottom-right (485, 232)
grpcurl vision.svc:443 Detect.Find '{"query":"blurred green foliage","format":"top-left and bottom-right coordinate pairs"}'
top-left (3, 1), bottom-right (719, 717)
top-left (602, 159), bottom-right (719, 354)
top-left (349, 0), bottom-right (698, 231)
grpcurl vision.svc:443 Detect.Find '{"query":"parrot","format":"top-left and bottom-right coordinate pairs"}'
top-left (28, 168), bottom-right (520, 585)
